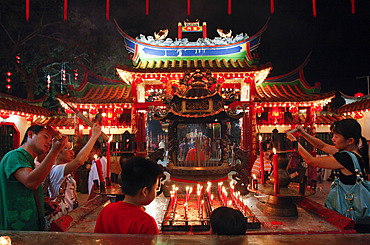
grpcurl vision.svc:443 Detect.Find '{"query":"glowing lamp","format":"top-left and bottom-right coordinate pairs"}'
top-left (65, 108), bottom-right (73, 114)
top-left (354, 93), bottom-right (364, 98)
top-left (289, 105), bottom-right (298, 114)
top-left (114, 107), bottom-right (123, 114)
top-left (0, 111), bottom-right (10, 119)
top-left (354, 112), bottom-right (364, 120)
top-left (89, 108), bottom-right (98, 115)
top-left (256, 106), bottom-right (264, 117)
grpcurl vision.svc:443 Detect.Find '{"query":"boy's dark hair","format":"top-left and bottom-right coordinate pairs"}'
top-left (210, 207), bottom-right (247, 235)
top-left (21, 125), bottom-right (45, 145)
top-left (120, 156), bottom-right (163, 196)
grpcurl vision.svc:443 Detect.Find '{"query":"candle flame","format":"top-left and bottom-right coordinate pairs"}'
top-left (273, 148), bottom-right (277, 154)
top-left (108, 135), bottom-right (113, 143)
top-left (186, 186), bottom-right (189, 191)
top-left (253, 174), bottom-right (257, 179)
top-left (259, 135), bottom-right (262, 141)
top-left (0, 236), bottom-right (11, 245)
top-left (184, 202), bottom-right (188, 207)
top-left (218, 182), bottom-right (222, 186)
top-left (189, 187), bottom-right (193, 194)
top-left (94, 154), bottom-right (99, 160)
top-left (228, 200), bottom-right (232, 206)
top-left (211, 194), bottom-right (214, 200)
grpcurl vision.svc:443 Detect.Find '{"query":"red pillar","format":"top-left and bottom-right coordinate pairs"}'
top-left (178, 22), bottom-right (182, 39)
top-left (202, 22), bottom-right (207, 39)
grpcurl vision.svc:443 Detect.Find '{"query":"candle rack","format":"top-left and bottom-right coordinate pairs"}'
top-left (162, 192), bottom-right (261, 232)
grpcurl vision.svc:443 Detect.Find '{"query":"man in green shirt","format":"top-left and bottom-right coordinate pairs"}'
top-left (0, 125), bottom-right (66, 230)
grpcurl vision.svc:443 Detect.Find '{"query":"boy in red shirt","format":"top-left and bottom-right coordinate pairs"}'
top-left (94, 157), bottom-right (163, 234)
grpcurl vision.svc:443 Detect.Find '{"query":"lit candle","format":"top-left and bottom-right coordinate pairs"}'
top-left (218, 182), bottom-right (222, 199)
top-left (207, 182), bottom-right (211, 201)
top-left (239, 196), bottom-right (243, 211)
top-left (259, 135), bottom-right (265, 184)
top-left (243, 200), bottom-right (248, 216)
top-left (273, 148), bottom-right (279, 195)
top-left (106, 136), bottom-right (112, 179)
top-left (170, 191), bottom-right (174, 208)
top-left (210, 194), bottom-right (214, 206)
top-left (229, 181), bottom-right (234, 197)
top-left (222, 186), bottom-right (227, 206)
top-left (184, 202), bottom-right (188, 220)
top-left (252, 174), bottom-right (258, 190)
top-left (186, 186), bottom-right (190, 203)
top-left (197, 189), bottom-right (201, 210)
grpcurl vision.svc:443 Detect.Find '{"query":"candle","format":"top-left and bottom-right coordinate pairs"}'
top-left (200, 200), bottom-right (204, 219)
top-left (273, 148), bottom-right (279, 195)
top-left (106, 137), bottom-right (112, 180)
top-left (186, 186), bottom-right (189, 203)
top-left (243, 200), bottom-right (248, 216)
top-left (218, 182), bottom-right (222, 200)
top-left (222, 186), bottom-right (227, 206)
top-left (184, 202), bottom-right (188, 220)
top-left (229, 181), bottom-right (234, 198)
top-left (197, 189), bottom-right (201, 209)
top-left (259, 135), bottom-right (265, 184)
top-left (210, 194), bottom-right (214, 206)
top-left (94, 155), bottom-right (104, 183)
top-left (207, 182), bottom-right (211, 201)
top-left (94, 155), bottom-right (105, 192)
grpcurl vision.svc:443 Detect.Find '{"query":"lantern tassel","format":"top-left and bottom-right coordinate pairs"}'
top-left (228, 0), bottom-right (231, 15)
top-left (351, 0), bottom-right (355, 14)
top-left (312, 0), bottom-right (316, 18)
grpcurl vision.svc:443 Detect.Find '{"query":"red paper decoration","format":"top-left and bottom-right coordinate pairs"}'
top-left (351, 0), bottom-right (355, 14)
top-left (26, 0), bottom-right (30, 21)
top-left (64, 0), bottom-right (67, 21)
top-left (228, 0), bottom-right (231, 15)
top-left (271, 0), bottom-right (274, 14)
top-left (312, 0), bottom-right (316, 17)
top-left (106, 0), bottom-right (110, 20)
top-left (187, 0), bottom-right (190, 16)
top-left (146, 0), bottom-right (149, 15)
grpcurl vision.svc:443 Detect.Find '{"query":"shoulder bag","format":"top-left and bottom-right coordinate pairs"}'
top-left (325, 151), bottom-right (370, 224)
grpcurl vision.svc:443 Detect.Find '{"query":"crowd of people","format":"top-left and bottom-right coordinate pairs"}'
top-left (1, 118), bottom-right (369, 234)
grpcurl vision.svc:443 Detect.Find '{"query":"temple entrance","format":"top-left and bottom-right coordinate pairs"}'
top-left (0, 123), bottom-right (20, 159)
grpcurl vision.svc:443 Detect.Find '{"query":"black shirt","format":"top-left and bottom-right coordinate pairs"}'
top-left (333, 151), bottom-right (366, 185)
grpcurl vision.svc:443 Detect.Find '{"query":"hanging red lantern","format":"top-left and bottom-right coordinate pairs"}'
top-left (313, 104), bottom-right (323, 112)
top-left (256, 106), bottom-right (264, 117)
top-left (89, 108), bottom-right (98, 115)
top-left (354, 93), bottom-right (364, 97)
top-left (289, 105), bottom-right (298, 114)
top-left (114, 107), bottom-right (123, 114)
top-left (65, 108), bottom-right (73, 114)
top-left (354, 112), bottom-right (363, 120)
top-left (0, 111), bottom-right (10, 119)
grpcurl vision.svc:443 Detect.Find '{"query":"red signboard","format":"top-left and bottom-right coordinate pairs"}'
top-left (182, 26), bottom-right (203, 32)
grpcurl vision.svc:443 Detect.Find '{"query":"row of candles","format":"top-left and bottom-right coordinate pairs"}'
top-left (169, 181), bottom-right (253, 220)
top-left (259, 135), bottom-right (279, 195)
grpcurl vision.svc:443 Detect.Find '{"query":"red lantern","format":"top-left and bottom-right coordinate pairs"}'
top-left (65, 108), bottom-right (73, 114)
top-left (289, 105), bottom-right (298, 114)
top-left (114, 107), bottom-right (123, 114)
top-left (89, 108), bottom-right (98, 115)
top-left (0, 111), bottom-right (10, 119)
top-left (354, 112), bottom-right (364, 120)
top-left (313, 104), bottom-right (323, 112)
top-left (256, 106), bottom-right (264, 117)
top-left (354, 93), bottom-right (364, 98)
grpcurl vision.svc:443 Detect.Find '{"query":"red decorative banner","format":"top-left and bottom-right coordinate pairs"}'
top-left (187, 0), bottom-right (190, 15)
top-left (312, 0), bottom-right (316, 17)
top-left (228, 0), bottom-right (231, 15)
top-left (271, 0), bottom-right (274, 14)
top-left (64, 0), bottom-right (67, 21)
top-left (26, 0), bottom-right (29, 21)
top-left (106, 0), bottom-right (110, 20)
top-left (351, 0), bottom-right (355, 14)
top-left (146, 0), bottom-right (149, 15)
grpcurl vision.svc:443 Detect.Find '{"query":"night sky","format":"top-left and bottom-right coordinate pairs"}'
top-left (100, 0), bottom-right (369, 96)
top-left (4, 0), bottom-right (370, 96)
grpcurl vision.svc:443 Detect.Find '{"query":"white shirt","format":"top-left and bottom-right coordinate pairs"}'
top-left (48, 164), bottom-right (78, 211)
top-left (159, 141), bottom-right (165, 149)
top-left (88, 156), bottom-right (107, 194)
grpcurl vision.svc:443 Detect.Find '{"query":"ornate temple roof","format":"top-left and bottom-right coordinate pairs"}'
top-left (115, 19), bottom-right (271, 73)
top-left (336, 95), bottom-right (370, 114)
top-left (60, 64), bottom-right (132, 104)
top-left (0, 93), bottom-right (51, 117)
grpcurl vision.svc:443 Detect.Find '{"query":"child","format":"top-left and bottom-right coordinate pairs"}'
top-left (210, 207), bottom-right (247, 235)
top-left (94, 157), bottom-right (163, 234)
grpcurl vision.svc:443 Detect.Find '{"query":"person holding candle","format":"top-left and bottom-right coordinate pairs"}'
top-left (0, 125), bottom-right (67, 231)
top-left (87, 140), bottom-right (108, 194)
top-left (47, 123), bottom-right (102, 212)
top-left (286, 119), bottom-right (370, 233)
top-left (94, 157), bottom-right (163, 234)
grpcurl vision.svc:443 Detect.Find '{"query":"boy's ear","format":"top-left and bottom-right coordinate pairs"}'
top-left (141, 186), bottom-right (149, 197)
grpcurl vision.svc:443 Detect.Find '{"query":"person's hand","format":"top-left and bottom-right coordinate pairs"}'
top-left (286, 132), bottom-right (297, 142)
top-left (295, 125), bottom-right (306, 135)
top-left (91, 123), bottom-right (102, 138)
top-left (50, 135), bottom-right (67, 153)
